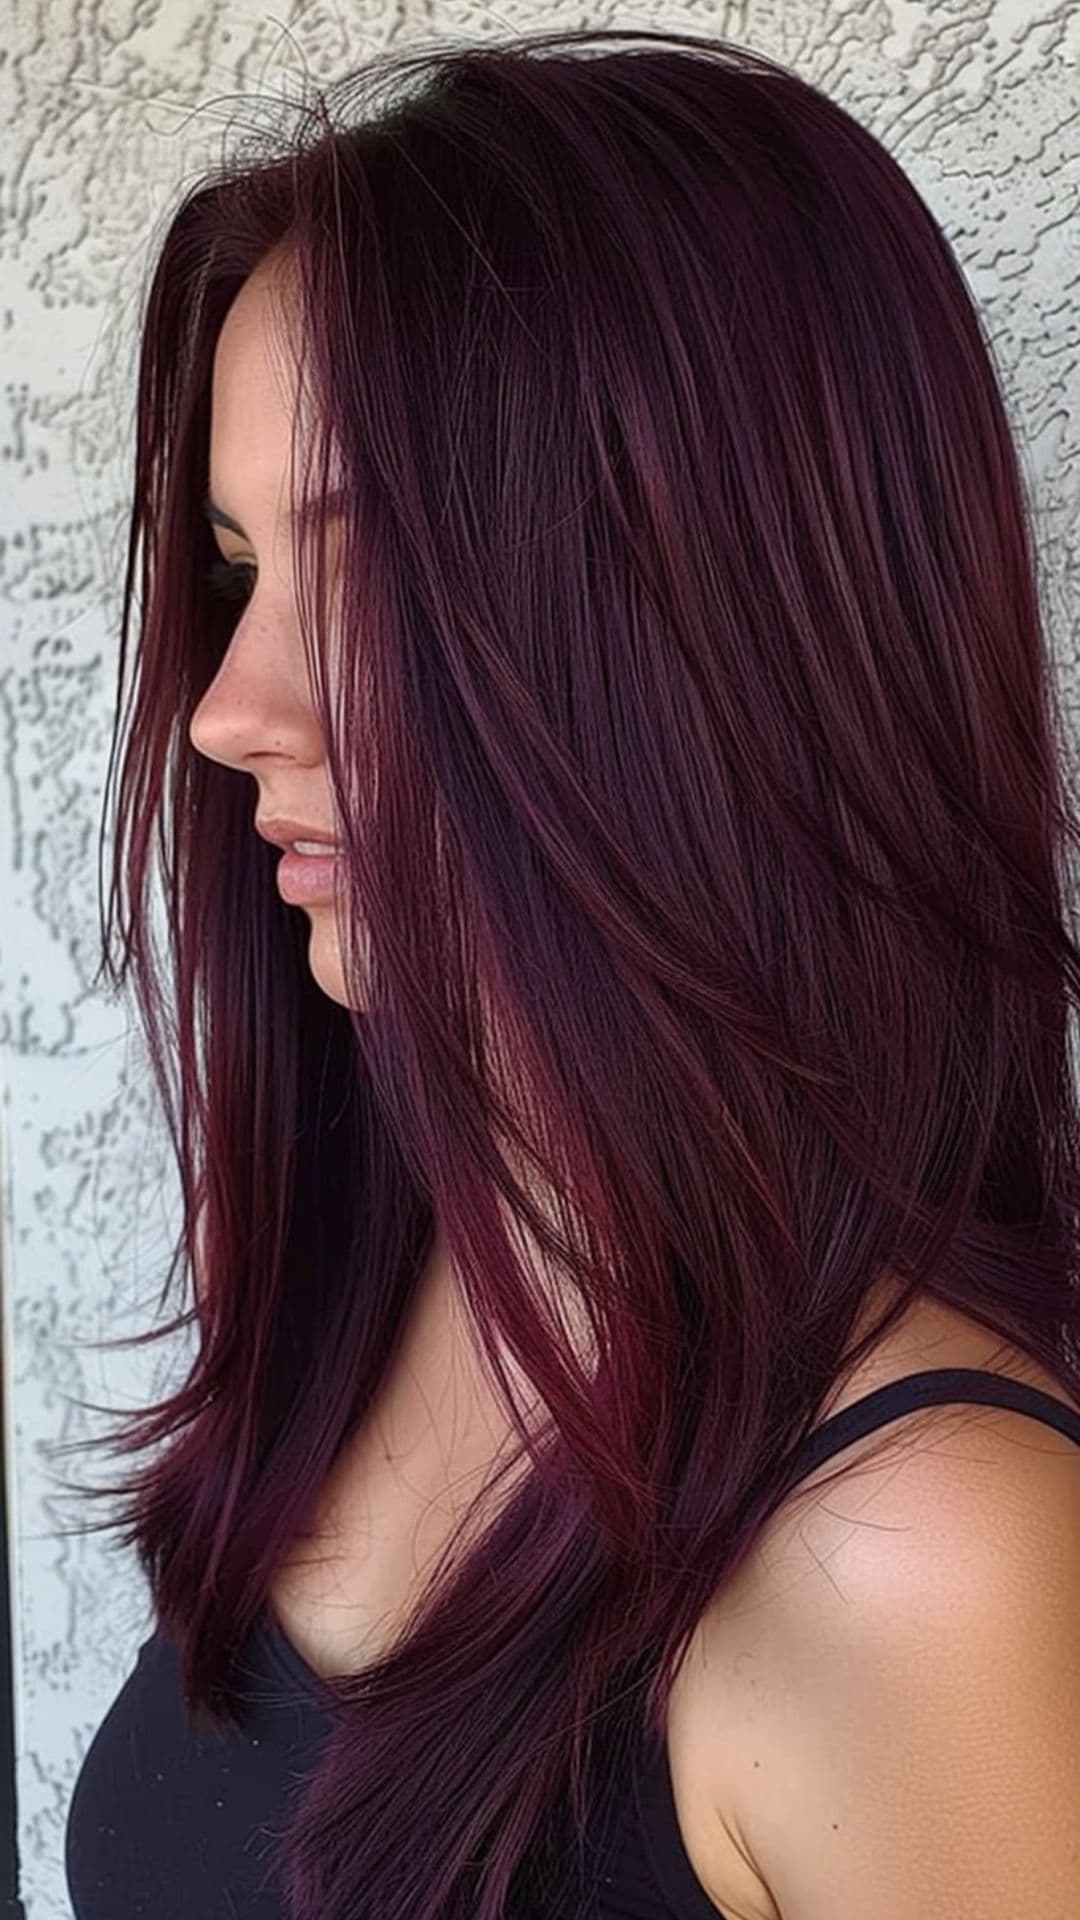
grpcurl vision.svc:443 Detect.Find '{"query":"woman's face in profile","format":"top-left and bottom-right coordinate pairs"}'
top-left (189, 255), bottom-right (357, 1012)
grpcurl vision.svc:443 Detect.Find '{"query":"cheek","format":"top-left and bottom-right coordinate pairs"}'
top-left (296, 571), bottom-right (347, 714)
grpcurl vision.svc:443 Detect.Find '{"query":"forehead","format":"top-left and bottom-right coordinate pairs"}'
top-left (206, 252), bottom-right (347, 538)
top-left (208, 258), bottom-right (303, 507)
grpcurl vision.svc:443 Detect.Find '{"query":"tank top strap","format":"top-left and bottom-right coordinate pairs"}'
top-left (783, 1365), bottom-right (1080, 1491)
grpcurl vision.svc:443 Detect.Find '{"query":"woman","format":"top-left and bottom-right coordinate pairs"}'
top-left (62, 24), bottom-right (1080, 1920)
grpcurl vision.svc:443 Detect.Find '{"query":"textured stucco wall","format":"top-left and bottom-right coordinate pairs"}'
top-left (2, 1), bottom-right (1079, 1913)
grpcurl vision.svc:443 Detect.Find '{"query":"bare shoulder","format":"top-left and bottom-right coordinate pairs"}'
top-left (674, 1295), bottom-right (1080, 1918)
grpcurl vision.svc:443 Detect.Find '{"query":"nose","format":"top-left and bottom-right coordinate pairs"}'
top-left (188, 607), bottom-right (325, 774)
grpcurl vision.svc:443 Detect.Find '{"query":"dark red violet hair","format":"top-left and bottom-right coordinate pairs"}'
top-left (56, 23), bottom-right (1080, 1920)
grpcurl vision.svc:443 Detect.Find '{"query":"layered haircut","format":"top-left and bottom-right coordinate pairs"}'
top-left (58, 23), bottom-right (1080, 1920)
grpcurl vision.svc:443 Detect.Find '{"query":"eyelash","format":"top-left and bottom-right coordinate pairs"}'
top-left (203, 557), bottom-right (256, 605)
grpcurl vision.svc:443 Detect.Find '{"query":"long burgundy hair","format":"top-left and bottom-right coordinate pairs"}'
top-left (57, 24), bottom-right (1080, 1919)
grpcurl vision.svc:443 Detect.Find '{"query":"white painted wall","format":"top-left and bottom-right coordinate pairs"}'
top-left (3, 1), bottom-right (1078, 1912)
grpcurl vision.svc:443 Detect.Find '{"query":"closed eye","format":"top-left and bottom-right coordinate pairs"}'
top-left (203, 557), bottom-right (256, 606)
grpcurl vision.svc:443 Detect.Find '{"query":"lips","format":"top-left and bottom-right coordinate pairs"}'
top-left (255, 816), bottom-right (342, 852)
top-left (275, 845), bottom-right (343, 906)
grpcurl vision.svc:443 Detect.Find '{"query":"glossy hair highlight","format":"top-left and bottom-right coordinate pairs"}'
top-left (58, 23), bottom-right (1080, 1920)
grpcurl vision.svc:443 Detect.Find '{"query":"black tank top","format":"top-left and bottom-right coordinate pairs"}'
top-left (65, 1367), bottom-right (1080, 1919)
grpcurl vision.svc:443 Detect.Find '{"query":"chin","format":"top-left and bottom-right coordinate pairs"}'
top-left (313, 971), bottom-right (361, 1013)
top-left (304, 915), bottom-right (363, 1011)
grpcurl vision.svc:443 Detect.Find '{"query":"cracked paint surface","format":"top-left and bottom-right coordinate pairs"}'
top-left (2, 1), bottom-right (1078, 1913)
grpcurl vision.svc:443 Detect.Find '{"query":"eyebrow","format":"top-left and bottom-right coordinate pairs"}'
top-left (203, 496), bottom-right (247, 537)
top-left (202, 488), bottom-right (349, 537)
